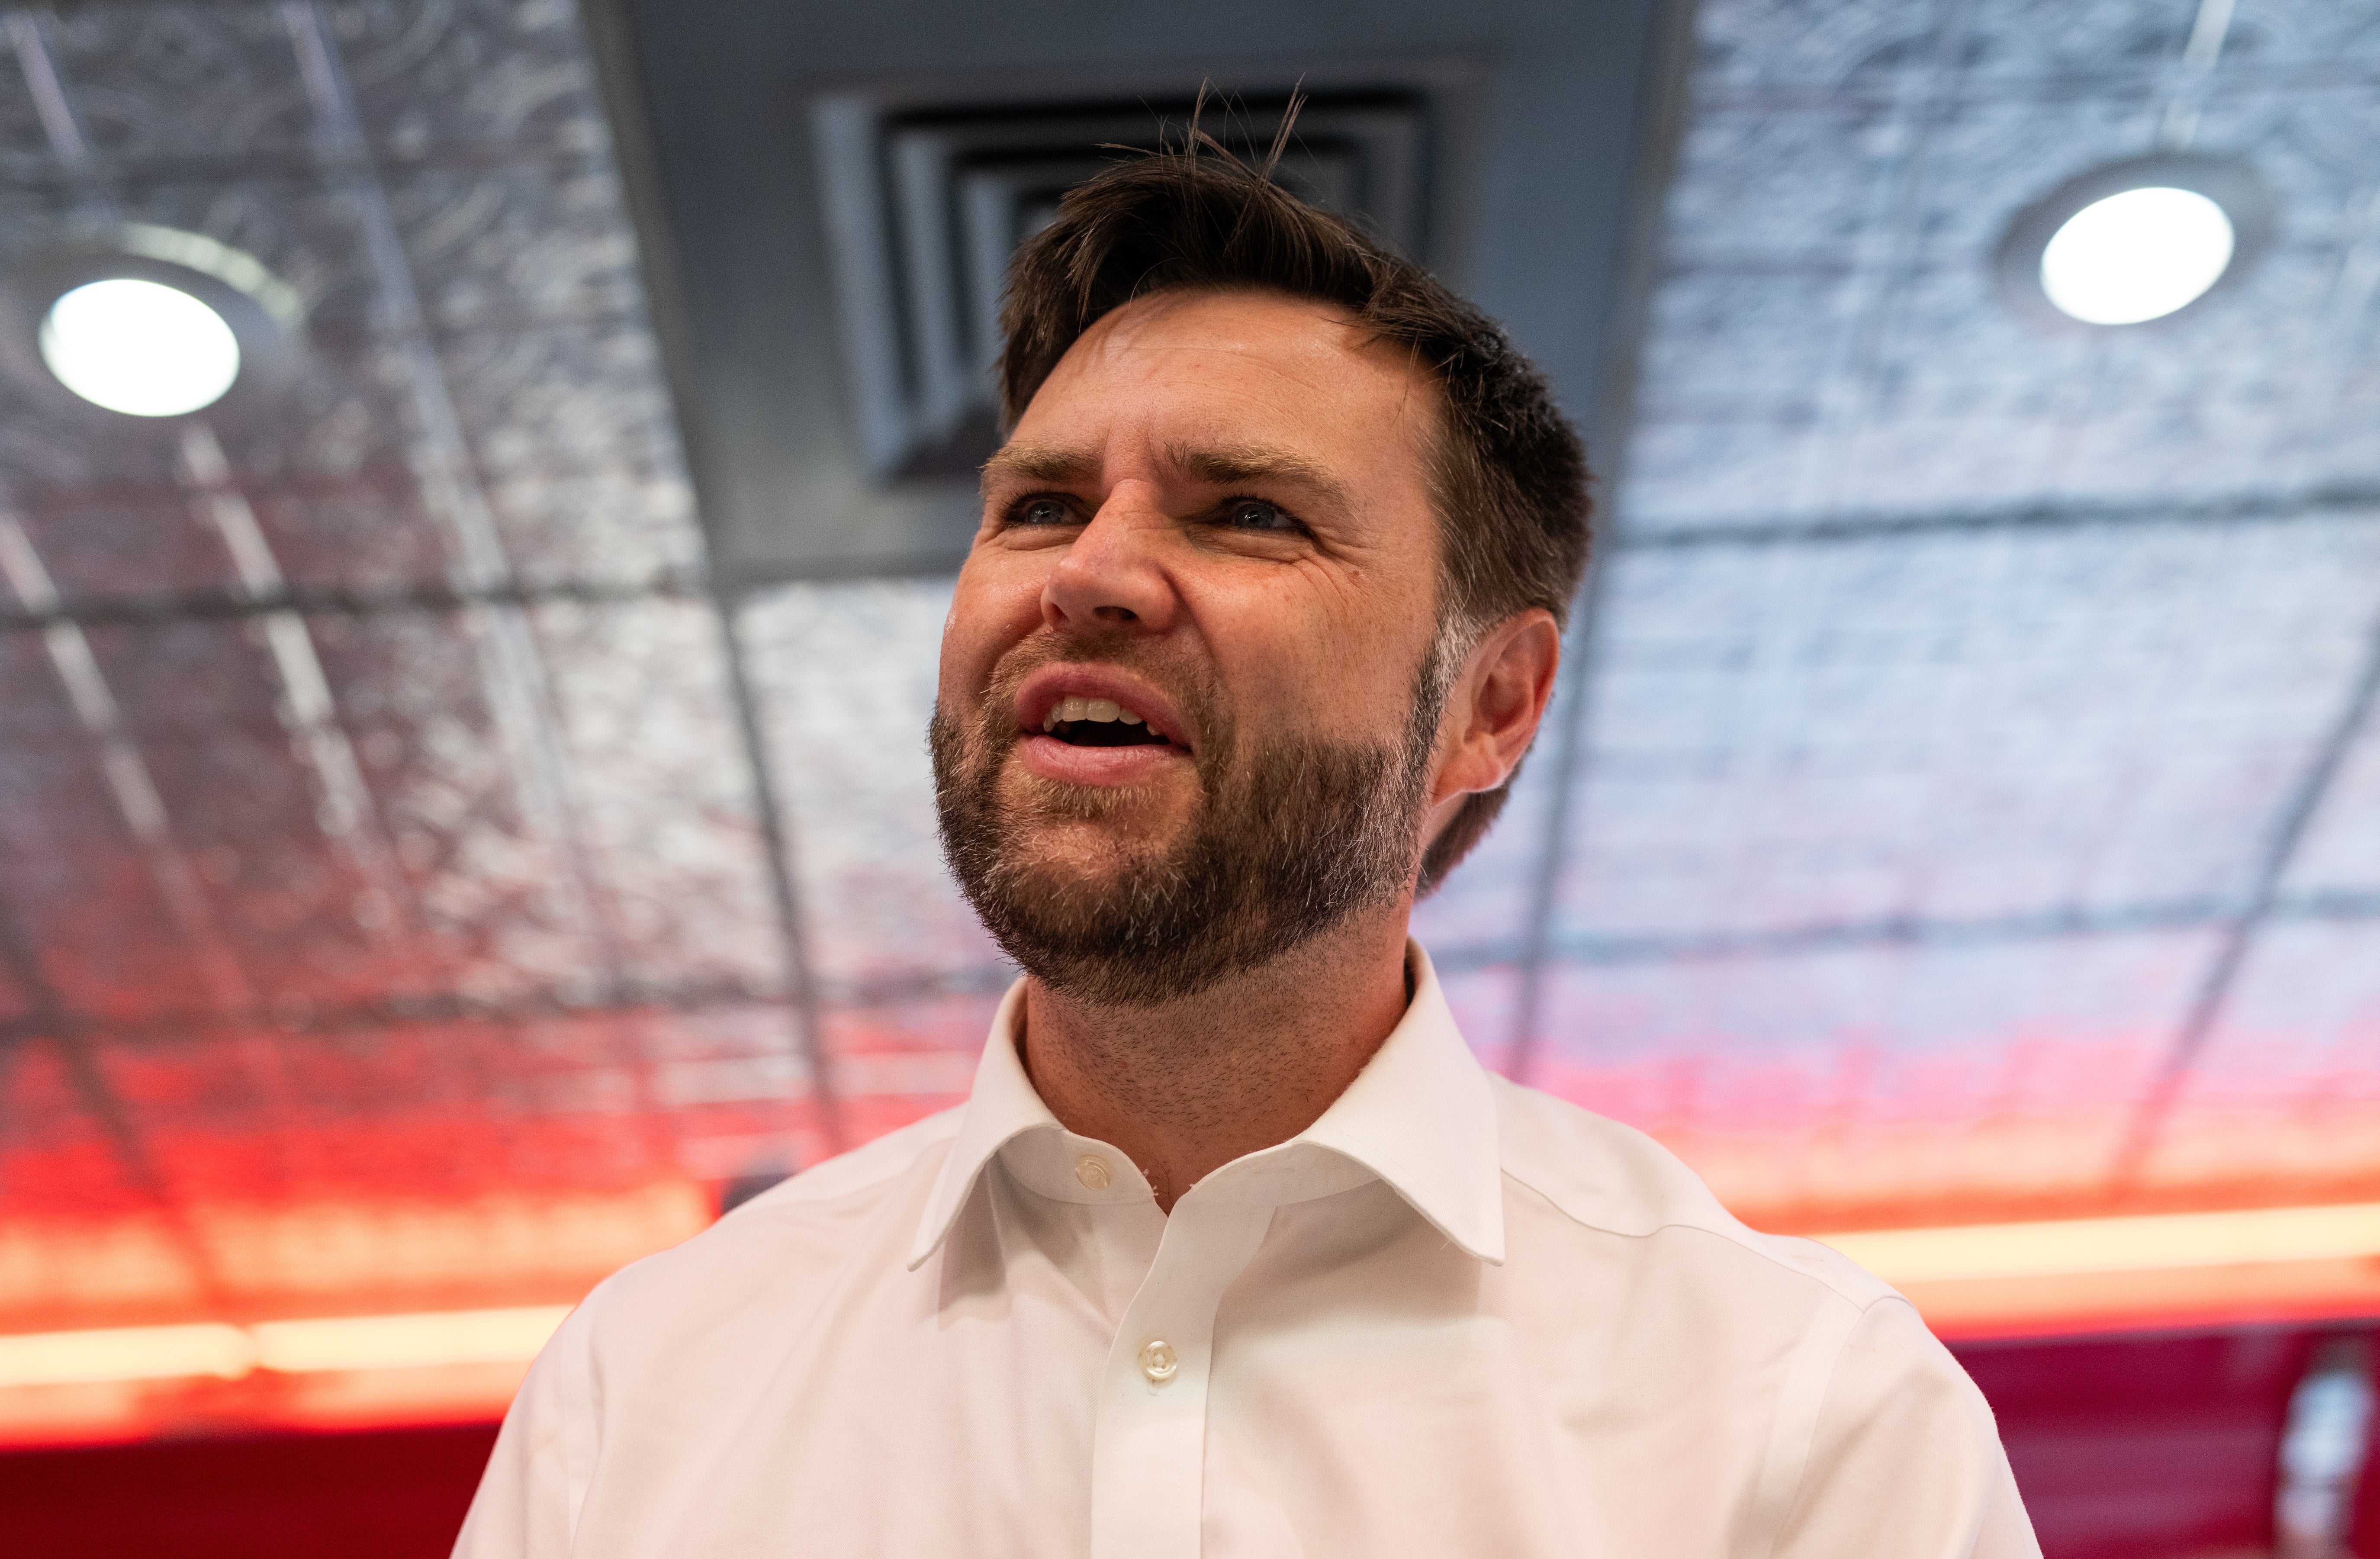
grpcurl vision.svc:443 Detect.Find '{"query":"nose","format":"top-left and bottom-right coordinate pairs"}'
top-left (1040, 486), bottom-right (1177, 637)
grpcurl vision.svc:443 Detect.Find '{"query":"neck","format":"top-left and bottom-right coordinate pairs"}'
top-left (1017, 906), bottom-right (1415, 1211)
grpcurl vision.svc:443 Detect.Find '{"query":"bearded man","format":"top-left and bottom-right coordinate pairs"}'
top-left (456, 143), bottom-right (2038, 1559)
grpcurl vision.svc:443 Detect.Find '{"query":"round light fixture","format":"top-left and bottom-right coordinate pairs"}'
top-left (1998, 155), bottom-right (2273, 330)
top-left (38, 277), bottom-right (243, 417)
top-left (2039, 187), bottom-right (2235, 325)
top-left (0, 225), bottom-right (303, 424)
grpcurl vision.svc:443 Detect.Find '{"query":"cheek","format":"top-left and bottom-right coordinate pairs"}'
top-left (1205, 593), bottom-right (1426, 742)
top-left (942, 561), bottom-right (1045, 687)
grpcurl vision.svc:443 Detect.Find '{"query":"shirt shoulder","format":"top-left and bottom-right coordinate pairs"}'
top-left (591, 1105), bottom-right (964, 1332)
top-left (740, 1103), bottom-right (967, 1212)
top-left (1487, 1072), bottom-right (1899, 1313)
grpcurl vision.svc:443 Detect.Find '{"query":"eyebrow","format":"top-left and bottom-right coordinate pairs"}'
top-left (1169, 442), bottom-right (1351, 508)
top-left (979, 440), bottom-right (1351, 510)
top-left (980, 442), bottom-right (1098, 490)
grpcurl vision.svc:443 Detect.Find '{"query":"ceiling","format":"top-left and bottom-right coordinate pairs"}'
top-left (0, 0), bottom-right (2375, 1442)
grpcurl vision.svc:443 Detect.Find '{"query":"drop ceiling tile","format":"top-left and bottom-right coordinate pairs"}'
top-left (2081, 249), bottom-right (2362, 411)
top-left (0, 960), bottom-right (27, 1027)
top-left (43, 3), bottom-right (315, 165)
top-left (244, 479), bottom-right (456, 597)
top-left (1617, 415), bottom-right (1811, 534)
top-left (1525, 927), bottom-right (2214, 1218)
top-left (0, 363), bottom-right (420, 558)
top-left (2284, 675), bottom-right (2380, 902)
top-left (0, 1037), bottom-right (166, 1221)
top-left (139, 719), bottom-right (396, 1014)
top-left (0, 59), bottom-right (52, 180)
top-left (1633, 265), bottom-right (1855, 422)
top-left (331, 0), bottom-right (612, 162)
top-left (13, 496), bottom-right (250, 606)
top-left (0, 386), bottom-right (188, 496)
top-left (531, 596), bottom-right (783, 995)
top-left (228, 340), bottom-right (437, 486)
top-left (826, 991), bottom-right (1003, 1145)
top-left (91, 1005), bottom-right (764, 1208)
top-left (2220, 1), bottom-right (2380, 71)
top-left (78, 612), bottom-right (281, 730)
top-left (0, 735), bottom-right (220, 1020)
top-left (1946, 0), bottom-right (2201, 84)
top-left (1661, 105), bottom-right (1898, 265)
top-left (384, 161), bottom-right (650, 333)
top-left (437, 321), bottom-right (704, 584)
top-left (304, 607), bottom-right (609, 1005)
top-left (1558, 515), bottom-right (2380, 941)
top-left (1901, 93), bottom-right (2156, 262)
top-left (66, 616), bottom-right (482, 1018)
top-left (479, 461), bottom-right (702, 591)
top-left (1633, 11), bottom-right (2380, 538)
top-left (0, 631), bottom-right (71, 744)
top-left (2196, 83), bottom-right (2380, 209)
top-left (741, 579), bottom-right (1001, 998)
top-left (1835, 401), bottom-right (2279, 520)
top-left (1853, 264), bottom-right (2113, 424)
top-left (1691, 0), bottom-right (1951, 98)
top-left (2142, 918), bottom-right (2380, 1191)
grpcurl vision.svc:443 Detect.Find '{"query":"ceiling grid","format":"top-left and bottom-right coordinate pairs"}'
top-left (0, 0), bottom-right (825, 1348)
top-left (0, 0), bottom-right (2374, 1416)
top-left (1549, 0), bottom-right (2380, 1221)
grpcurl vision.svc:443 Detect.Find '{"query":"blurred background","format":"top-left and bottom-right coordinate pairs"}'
top-left (0, 0), bottom-right (2375, 1553)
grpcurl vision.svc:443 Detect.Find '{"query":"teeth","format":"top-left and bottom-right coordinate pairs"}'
top-left (1038, 695), bottom-right (1153, 733)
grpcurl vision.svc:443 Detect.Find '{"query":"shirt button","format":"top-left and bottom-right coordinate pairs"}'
top-left (1139, 1339), bottom-right (1179, 1384)
top-left (1075, 1156), bottom-right (1112, 1191)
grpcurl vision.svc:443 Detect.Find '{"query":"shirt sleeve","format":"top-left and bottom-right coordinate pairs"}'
top-left (450, 1296), bottom-right (600, 1559)
top-left (1771, 1296), bottom-right (2042, 1559)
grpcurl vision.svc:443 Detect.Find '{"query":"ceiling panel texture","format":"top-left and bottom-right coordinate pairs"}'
top-left (0, 0), bottom-right (2375, 1441)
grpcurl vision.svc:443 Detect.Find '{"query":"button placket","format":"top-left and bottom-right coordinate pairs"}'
top-left (1089, 1187), bottom-right (1277, 1559)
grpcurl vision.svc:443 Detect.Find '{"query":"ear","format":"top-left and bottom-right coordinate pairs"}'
top-left (1425, 609), bottom-right (1561, 816)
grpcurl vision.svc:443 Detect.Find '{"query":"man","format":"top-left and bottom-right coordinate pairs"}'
top-left (456, 141), bottom-right (2038, 1558)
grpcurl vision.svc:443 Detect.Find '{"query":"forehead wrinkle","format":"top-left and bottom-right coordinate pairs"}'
top-left (1164, 441), bottom-right (1352, 508)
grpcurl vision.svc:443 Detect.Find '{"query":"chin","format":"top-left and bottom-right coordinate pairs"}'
top-left (1005, 767), bottom-right (1193, 831)
top-left (998, 823), bottom-right (1175, 890)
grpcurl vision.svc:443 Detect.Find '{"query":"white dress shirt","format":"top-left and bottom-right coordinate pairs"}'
top-left (455, 944), bottom-right (2039, 1558)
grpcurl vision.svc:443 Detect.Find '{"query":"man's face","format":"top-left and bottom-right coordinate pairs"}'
top-left (932, 288), bottom-right (1452, 1004)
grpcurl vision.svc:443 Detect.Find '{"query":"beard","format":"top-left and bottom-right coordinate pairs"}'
top-left (930, 641), bottom-right (1449, 1007)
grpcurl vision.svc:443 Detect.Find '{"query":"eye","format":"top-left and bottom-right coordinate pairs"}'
top-left (1219, 498), bottom-right (1301, 534)
top-left (1010, 495), bottom-right (1077, 527)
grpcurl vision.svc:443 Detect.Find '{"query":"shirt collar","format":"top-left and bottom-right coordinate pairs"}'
top-left (906, 941), bottom-right (1504, 1269)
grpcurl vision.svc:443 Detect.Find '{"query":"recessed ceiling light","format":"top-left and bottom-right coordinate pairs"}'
top-left (2040, 187), bottom-right (2235, 325)
top-left (1997, 155), bottom-right (2273, 331)
top-left (38, 276), bottom-right (243, 417)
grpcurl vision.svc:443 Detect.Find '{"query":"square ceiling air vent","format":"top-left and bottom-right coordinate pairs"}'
top-left (814, 86), bottom-right (1441, 480)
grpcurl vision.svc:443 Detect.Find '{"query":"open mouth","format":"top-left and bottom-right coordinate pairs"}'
top-left (1036, 696), bottom-right (1180, 751)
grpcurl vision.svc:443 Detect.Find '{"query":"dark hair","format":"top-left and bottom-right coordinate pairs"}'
top-left (996, 126), bottom-right (1593, 893)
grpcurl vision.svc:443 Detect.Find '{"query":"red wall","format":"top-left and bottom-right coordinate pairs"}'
top-left (0, 1422), bottom-right (500, 1559)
